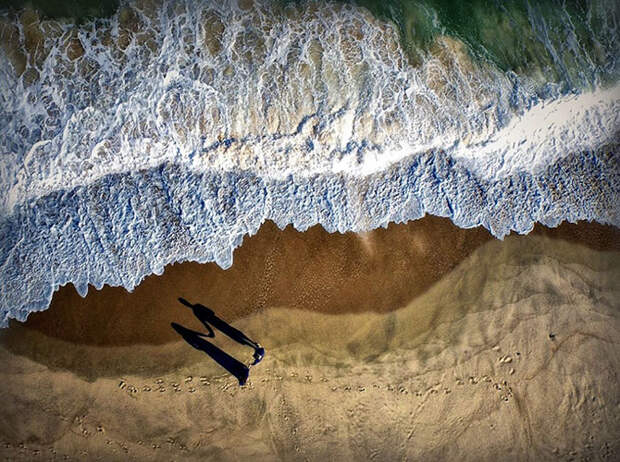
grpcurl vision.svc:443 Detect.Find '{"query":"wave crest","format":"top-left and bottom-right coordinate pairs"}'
top-left (0, 0), bottom-right (618, 324)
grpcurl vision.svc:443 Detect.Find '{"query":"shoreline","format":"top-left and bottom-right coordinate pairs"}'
top-left (10, 216), bottom-right (619, 347)
top-left (1, 218), bottom-right (618, 461)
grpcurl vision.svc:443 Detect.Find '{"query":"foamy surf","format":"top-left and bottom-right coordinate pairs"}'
top-left (0, 0), bottom-right (618, 325)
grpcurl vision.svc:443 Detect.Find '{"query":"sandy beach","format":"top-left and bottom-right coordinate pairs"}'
top-left (1, 0), bottom-right (618, 459)
top-left (0, 217), bottom-right (619, 461)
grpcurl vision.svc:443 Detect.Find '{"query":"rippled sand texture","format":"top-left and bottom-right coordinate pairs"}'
top-left (0, 220), bottom-right (618, 461)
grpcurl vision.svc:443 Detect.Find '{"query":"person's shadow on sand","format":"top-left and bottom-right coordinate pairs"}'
top-left (172, 298), bottom-right (265, 386)
top-left (171, 322), bottom-right (250, 386)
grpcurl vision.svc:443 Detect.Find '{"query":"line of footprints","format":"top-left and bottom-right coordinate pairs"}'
top-left (117, 345), bottom-right (521, 403)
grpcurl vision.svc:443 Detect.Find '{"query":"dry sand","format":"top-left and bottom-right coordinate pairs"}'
top-left (0, 217), bottom-right (619, 461)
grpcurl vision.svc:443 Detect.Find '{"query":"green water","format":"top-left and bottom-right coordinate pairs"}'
top-left (399, 1), bottom-right (616, 88)
top-left (293, 0), bottom-right (619, 89)
top-left (3, 0), bottom-right (617, 88)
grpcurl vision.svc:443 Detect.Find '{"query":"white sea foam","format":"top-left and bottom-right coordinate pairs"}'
top-left (0, 0), bottom-right (618, 325)
top-left (452, 85), bottom-right (620, 179)
top-left (4, 0), bottom-right (614, 214)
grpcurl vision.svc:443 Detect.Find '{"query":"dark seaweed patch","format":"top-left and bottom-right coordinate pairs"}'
top-left (0, 0), bottom-right (119, 23)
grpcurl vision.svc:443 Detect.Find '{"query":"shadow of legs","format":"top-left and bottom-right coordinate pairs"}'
top-left (171, 322), bottom-right (249, 386)
top-left (178, 298), bottom-right (265, 364)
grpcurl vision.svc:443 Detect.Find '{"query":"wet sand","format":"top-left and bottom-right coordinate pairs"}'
top-left (0, 217), bottom-right (619, 461)
top-left (10, 216), bottom-right (620, 347)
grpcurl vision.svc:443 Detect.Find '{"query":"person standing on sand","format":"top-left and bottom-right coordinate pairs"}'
top-left (172, 298), bottom-right (265, 385)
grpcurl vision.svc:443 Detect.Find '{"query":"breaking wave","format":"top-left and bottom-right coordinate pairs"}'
top-left (0, 0), bottom-right (618, 325)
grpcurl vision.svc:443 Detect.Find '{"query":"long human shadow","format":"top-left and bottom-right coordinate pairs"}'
top-left (178, 297), bottom-right (265, 365)
top-left (171, 322), bottom-right (249, 386)
top-left (2, 218), bottom-right (616, 381)
top-left (172, 298), bottom-right (265, 385)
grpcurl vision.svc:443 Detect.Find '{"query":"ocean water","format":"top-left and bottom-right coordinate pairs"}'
top-left (339, 0), bottom-right (619, 84)
top-left (0, 0), bottom-right (618, 325)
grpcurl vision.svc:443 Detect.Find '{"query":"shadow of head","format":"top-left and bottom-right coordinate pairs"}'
top-left (11, 217), bottom-right (494, 347)
top-left (2, 217), bottom-right (612, 379)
